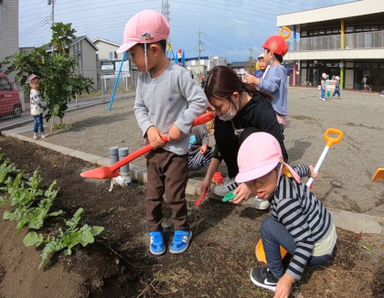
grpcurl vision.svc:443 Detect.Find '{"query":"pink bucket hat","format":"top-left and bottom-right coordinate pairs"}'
top-left (27, 74), bottom-right (38, 84)
top-left (116, 10), bottom-right (170, 54)
top-left (235, 132), bottom-right (300, 184)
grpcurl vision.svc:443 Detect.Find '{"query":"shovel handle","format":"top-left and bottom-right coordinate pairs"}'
top-left (195, 190), bottom-right (208, 207)
top-left (110, 111), bottom-right (214, 173)
top-left (324, 128), bottom-right (343, 148)
top-left (307, 128), bottom-right (343, 188)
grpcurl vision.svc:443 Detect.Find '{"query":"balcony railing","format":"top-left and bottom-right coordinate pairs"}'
top-left (287, 30), bottom-right (384, 52)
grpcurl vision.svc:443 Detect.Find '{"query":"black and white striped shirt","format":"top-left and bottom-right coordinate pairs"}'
top-left (271, 164), bottom-right (333, 280)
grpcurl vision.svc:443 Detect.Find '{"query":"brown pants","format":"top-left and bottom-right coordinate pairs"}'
top-left (145, 149), bottom-right (189, 232)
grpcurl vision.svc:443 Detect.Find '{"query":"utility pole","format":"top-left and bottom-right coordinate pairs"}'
top-left (249, 47), bottom-right (253, 58)
top-left (48, 0), bottom-right (55, 29)
top-left (162, 0), bottom-right (170, 20)
top-left (198, 27), bottom-right (203, 65)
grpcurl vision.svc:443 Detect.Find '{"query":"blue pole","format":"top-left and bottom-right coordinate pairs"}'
top-left (108, 51), bottom-right (127, 111)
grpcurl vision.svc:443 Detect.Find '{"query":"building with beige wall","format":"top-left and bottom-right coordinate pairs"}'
top-left (93, 38), bottom-right (124, 61)
top-left (0, 0), bottom-right (18, 79)
top-left (277, 0), bottom-right (384, 91)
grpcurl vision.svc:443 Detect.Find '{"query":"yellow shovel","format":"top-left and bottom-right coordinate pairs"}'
top-left (372, 168), bottom-right (384, 181)
top-left (255, 239), bottom-right (288, 264)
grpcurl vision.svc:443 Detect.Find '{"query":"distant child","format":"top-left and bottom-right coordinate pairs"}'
top-left (188, 124), bottom-right (213, 171)
top-left (243, 35), bottom-right (288, 161)
top-left (116, 10), bottom-right (208, 255)
top-left (253, 53), bottom-right (267, 79)
top-left (332, 76), bottom-right (341, 98)
top-left (235, 132), bottom-right (336, 296)
top-left (28, 74), bottom-right (46, 140)
top-left (320, 72), bottom-right (327, 101)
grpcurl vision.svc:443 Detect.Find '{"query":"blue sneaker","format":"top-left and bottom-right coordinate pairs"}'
top-left (169, 230), bottom-right (192, 254)
top-left (149, 231), bottom-right (165, 255)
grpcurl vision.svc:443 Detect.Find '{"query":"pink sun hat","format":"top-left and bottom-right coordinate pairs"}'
top-left (27, 74), bottom-right (38, 84)
top-left (235, 132), bottom-right (300, 184)
top-left (116, 10), bottom-right (170, 54)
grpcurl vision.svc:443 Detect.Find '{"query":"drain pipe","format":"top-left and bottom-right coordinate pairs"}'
top-left (108, 146), bottom-right (132, 191)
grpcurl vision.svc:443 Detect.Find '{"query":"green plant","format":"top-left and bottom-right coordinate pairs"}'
top-left (0, 157), bottom-right (19, 206)
top-left (2, 171), bottom-right (62, 231)
top-left (3, 22), bottom-right (93, 121)
top-left (24, 208), bottom-right (104, 269)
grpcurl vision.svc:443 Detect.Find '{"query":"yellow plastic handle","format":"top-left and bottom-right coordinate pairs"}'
top-left (324, 128), bottom-right (343, 148)
top-left (256, 239), bottom-right (287, 264)
top-left (280, 26), bottom-right (291, 39)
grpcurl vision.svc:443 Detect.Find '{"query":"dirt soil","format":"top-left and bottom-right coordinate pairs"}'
top-left (1, 137), bottom-right (384, 298)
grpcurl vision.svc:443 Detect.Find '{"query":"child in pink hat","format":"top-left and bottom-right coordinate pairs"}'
top-left (236, 132), bottom-right (337, 296)
top-left (28, 74), bottom-right (47, 140)
top-left (116, 10), bottom-right (208, 255)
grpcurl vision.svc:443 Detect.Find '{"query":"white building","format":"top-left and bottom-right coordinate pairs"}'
top-left (93, 38), bottom-right (124, 61)
top-left (277, 0), bottom-right (384, 91)
top-left (0, 0), bottom-right (18, 79)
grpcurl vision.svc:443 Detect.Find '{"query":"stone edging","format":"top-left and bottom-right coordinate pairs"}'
top-left (2, 130), bottom-right (383, 235)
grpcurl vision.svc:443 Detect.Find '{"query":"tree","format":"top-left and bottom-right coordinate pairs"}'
top-left (245, 56), bottom-right (256, 74)
top-left (3, 22), bottom-right (93, 121)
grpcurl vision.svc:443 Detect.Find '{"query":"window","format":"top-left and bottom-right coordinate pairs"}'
top-left (345, 26), bottom-right (354, 33)
top-left (109, 51), bottom-right (113, 60)
top-left (0, 78), bottom-right (11, 91)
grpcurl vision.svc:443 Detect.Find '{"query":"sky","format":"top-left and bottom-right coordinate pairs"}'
top-left (19, 0), bottom-right (353, 62)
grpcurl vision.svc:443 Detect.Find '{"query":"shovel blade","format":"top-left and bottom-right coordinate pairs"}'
top-left (372, 168), bottom-right (384, 181)
top-left (80, 166), bottom-right (119, 179)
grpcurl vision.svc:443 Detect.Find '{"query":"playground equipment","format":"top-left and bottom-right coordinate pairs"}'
top-left (108, 51), bottom-right (127, 111)
top-left (80, 112), bottom-right (215, 179)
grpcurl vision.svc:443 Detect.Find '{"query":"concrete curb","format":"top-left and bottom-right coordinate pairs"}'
top-left (2, 129), bottom-right (384, 235)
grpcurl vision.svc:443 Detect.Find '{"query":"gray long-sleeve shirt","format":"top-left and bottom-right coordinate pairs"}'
top-left (258, 64), bottom-right (287, 116)
top-left (134, 61), bottom-right (208, 155)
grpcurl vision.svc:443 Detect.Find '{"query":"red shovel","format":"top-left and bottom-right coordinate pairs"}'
top-left (80, 112), bottom-right (215, 179)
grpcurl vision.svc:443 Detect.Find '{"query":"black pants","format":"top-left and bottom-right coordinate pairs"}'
top-left (214, 118), bottom-right (288, 179)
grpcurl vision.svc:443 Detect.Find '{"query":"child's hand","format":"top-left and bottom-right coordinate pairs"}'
top-left (243, 74), bottom-right (258, 85)
top-left (147, 126), bottom-right (166, 149)
top-left (230, 183), bottom-right (251, 204)
top-left (309, 165), bottom-right (319, 178)
top-left (200, 144), bottom-right (208, 154)
top-left (200, 176), bottom-right (212, 196)
top-left (167, 124), bottom-right (182, 142)
top-left (274, 273), bottom-right (295, 298)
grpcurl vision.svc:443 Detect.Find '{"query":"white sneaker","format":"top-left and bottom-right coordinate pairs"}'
top-left (41, 133), bottom-right (46, 139)
top-left (214, 177), bottom-right (238, 197)
top-left (33, 133), bottom-right (38, 140)
top-left (320, 97), bottom-right (326, 101)
top-left (243, 196), bottom-right (270, 210)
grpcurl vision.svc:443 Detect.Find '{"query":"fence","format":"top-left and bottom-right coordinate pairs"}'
top-left (0, 69), bottom-right (139, 120)
top-left (287, 30), bottom-right (384, 52)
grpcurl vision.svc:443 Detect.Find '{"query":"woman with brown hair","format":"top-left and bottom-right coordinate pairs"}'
top-left (201, 65), bottom-right (288, 209)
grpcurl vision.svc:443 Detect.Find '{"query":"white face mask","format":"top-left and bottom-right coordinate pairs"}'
top-left (218, 101), bottom-right (239, 121)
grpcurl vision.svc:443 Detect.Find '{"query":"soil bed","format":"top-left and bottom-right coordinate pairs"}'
top-left (0, 136), bottom-right (383, 298)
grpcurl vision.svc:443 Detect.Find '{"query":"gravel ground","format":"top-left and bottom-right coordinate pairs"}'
top-left (24, 86), bottom-right (384, 217)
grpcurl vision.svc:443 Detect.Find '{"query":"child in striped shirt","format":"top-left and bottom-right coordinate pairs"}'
top-left (235, 132), bottom-right (337, 296)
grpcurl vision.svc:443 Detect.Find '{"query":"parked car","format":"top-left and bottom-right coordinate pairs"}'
top-left (0, 74), bottom-right (22, 118)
